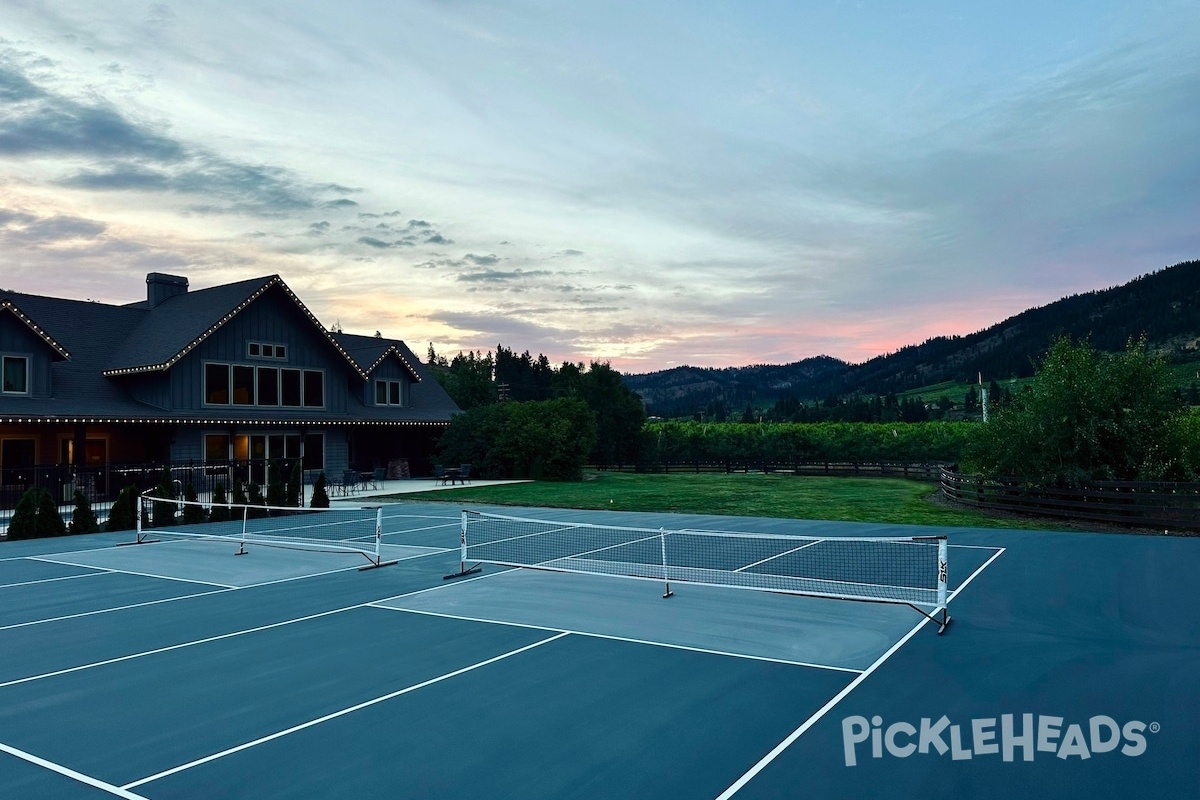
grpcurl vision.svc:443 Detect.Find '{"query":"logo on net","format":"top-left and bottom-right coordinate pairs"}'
top-left (841, 714), bottom-right (1158, 767)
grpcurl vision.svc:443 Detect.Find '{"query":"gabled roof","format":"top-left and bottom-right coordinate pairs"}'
top-left (0, 299), bottom-right (72, 360)
top-left (104, 276), bottom-right (368, 380)
top-left (0, 275), bottom-right (460, 425)
top-left (332, 332), bottom-right (423, 381)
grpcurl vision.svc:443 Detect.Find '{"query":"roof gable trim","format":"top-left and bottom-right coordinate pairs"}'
top-left (366, 345), bottom-right (422, 382)
top-left (0, 300), bottom-right (71, 359)
top-left (102, 277), bottom-right (369, 379)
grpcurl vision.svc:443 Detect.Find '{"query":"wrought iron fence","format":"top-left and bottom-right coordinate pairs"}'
top-left (0, 459), bottom-right (311, 529)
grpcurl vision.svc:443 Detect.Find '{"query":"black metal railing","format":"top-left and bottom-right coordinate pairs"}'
top-left (0, 459), bottom-right (313, 529)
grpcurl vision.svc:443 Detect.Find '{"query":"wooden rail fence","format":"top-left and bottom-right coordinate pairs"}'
top-left (939, 467), bottom-right (1200, 531)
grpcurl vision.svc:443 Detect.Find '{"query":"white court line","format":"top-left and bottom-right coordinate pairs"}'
top-left (379, 521), bottom-right (459, 536)
top-left (370, 604), bottom-right (863, 674)
top-left (0, 570), bottom-right (111, 590)
top-left (714, 545), bottom-right (1006, 799)
top-left (28, 556), bottom-right (236, 589)
top-left (122, 632), bottom-right (570, 790)
top-left (0, 546), bottom-right (456, 633)
top-left (0, 588), bottom-right (234, 632)
top-left (947, 546), bottom-right (1006, 602)
top-left (0, 604), bottom-right (371, 689)
top-left (0, 740), bottom-right (149, 799)
top-left (734, 540), bottom-right (822, 572)
top-left (0, 566), bottom-right (514, 688)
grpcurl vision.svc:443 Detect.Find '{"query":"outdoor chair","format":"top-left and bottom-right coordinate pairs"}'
top-left (341, 470), bottom-right (360, 495)
top-left (433, 465), bottom-right (446, 484)
top-left (458, 464), bottom-right (471, 484)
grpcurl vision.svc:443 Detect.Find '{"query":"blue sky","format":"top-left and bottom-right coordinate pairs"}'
top-left (2, 1), bottom-right (1198, 372)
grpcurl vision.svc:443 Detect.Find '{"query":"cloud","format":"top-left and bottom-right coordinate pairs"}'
top-left (457, 268), bottom-right (553, 283)
top-left (0, 208), bottom-right (106, 245)
top-left (424, 233), bottom-right (454, 245)
top-left (0, 55), bottom-right (362, 217)
top-left (463, 253), bottom-right (500, 266)
top-left (0, 63), bottom-right (46, 102)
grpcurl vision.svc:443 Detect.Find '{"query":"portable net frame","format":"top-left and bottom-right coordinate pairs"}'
top-left (445, 510), bottom-right (951, 632)
top-left (135, 494), bottom-right (396, 570)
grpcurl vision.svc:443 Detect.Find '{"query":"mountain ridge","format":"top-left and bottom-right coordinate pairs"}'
top-left (624, 259), bottom-right (1200, 417)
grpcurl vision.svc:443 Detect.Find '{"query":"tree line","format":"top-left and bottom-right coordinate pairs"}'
top-left (426, 344), bottom-right (646, 479)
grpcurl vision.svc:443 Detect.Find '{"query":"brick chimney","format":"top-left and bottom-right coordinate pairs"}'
top-left (146, 273), bottom-right (188, 307)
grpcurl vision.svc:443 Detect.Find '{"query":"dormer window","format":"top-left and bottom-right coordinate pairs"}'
top-left (2, 355), bottom-right (29, 394)
top-left (248, 342), bottom-right (287, 360)
top-left (375, 379), bottom-right (405, 406)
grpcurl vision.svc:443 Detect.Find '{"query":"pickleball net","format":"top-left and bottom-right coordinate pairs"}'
top-left (445, 510), bottom-right (951, 631)
top-left (135, 494), bottom-right (396, 569)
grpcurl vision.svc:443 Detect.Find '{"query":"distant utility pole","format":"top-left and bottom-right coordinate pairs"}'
top-left (979, 372), bottom-right (989, 423)
top-left (496, 383), bottom-right (510, 402)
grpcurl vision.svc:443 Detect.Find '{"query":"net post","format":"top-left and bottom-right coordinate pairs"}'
top-left (357, 505), bottom-right (398, 570)
top-left (660, 528), bottom-right (673, 598)
top-left (460, 508), bottom-right (468, 569)
top-left (441, 509), bottom-right (482, 579)
top-left (236, 505), bottom-right (248, 555)
top-left (136, 495), bottom-right (143, 543)
top-left (375, 506), bottom-right (383, 565)
top-left (936, 536), bottom-right (951, 633)
top-left (936, 536), bottom-right (949, 607)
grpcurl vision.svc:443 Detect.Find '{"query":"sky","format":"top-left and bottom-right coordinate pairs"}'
top-left (2, 1), bottom-right (1198, 373)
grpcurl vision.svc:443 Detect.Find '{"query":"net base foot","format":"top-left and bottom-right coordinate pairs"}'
top-left (443, 564), bottom-right (483, 580)
top-left (360, 559), bottom-right (399, 571)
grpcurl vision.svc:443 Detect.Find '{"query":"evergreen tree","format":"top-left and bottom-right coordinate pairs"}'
top-left (286, 461), bottom-right (303, 507)
top-left (310, 473), bottom-right (330, 508)
top-left (6, 488), bottom-right (39, 540)
top-left (105, 485), bottom-right (139, 532)
top-left (68, 489), bottom-right (100, 534)
top-left (152, 468), bottom-right (177, 528)
top-left (35, 490), bottom-right (67, 537)
top-left (182, 483), bottom-right (207, 525)
top-left (246, 482), bottom-right (268, 519)
top-left (209, 481), bottom-right (231, 523)
top-left (265, 464), bottom-right (286, 510)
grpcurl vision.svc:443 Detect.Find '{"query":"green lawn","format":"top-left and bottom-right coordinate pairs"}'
top-left (383, 471), bottom-right (1064, 530)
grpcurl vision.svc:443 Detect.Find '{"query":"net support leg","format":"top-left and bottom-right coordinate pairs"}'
top-left (905, 604), bottom-right (952, 634)
top-left (443, 509), bottom-right (483, 579)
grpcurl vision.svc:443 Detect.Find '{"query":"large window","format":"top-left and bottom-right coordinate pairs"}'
top-left (205, 363), bottom-right (230, 404)
top-left (204, 362), bottom-right (323, 409)
top-left (257, 367), bottom-right (279, 406)
top-left (232, 366), bottom-right (255, 405)
top-left (281, 369), bottom-right (302, 407)
top-left (2, 355), bottom-right (29, 394)
top-left (303, 370), bottom-right (324, 408)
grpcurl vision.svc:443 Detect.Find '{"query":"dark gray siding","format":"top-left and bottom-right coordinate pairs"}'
top-left (0, 315), bottom-right (54, 398)
top-left (169, 289), bottom-right (360, 415)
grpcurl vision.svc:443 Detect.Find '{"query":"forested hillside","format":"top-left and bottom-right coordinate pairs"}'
top-left (626, 260), bottom-right (1200, 418)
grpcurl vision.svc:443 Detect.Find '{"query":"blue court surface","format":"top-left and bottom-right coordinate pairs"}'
top-left (0, 502), bottom-right (1196, 799)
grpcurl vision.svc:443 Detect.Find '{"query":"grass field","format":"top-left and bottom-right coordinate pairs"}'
top-left (386, 471), bottom-right (1067, 530)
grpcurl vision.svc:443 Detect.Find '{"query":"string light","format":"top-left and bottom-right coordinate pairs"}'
top-left (0, 301), bottom-right (71, 358)
top-left (4, 276), bottom-right (449, 427)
